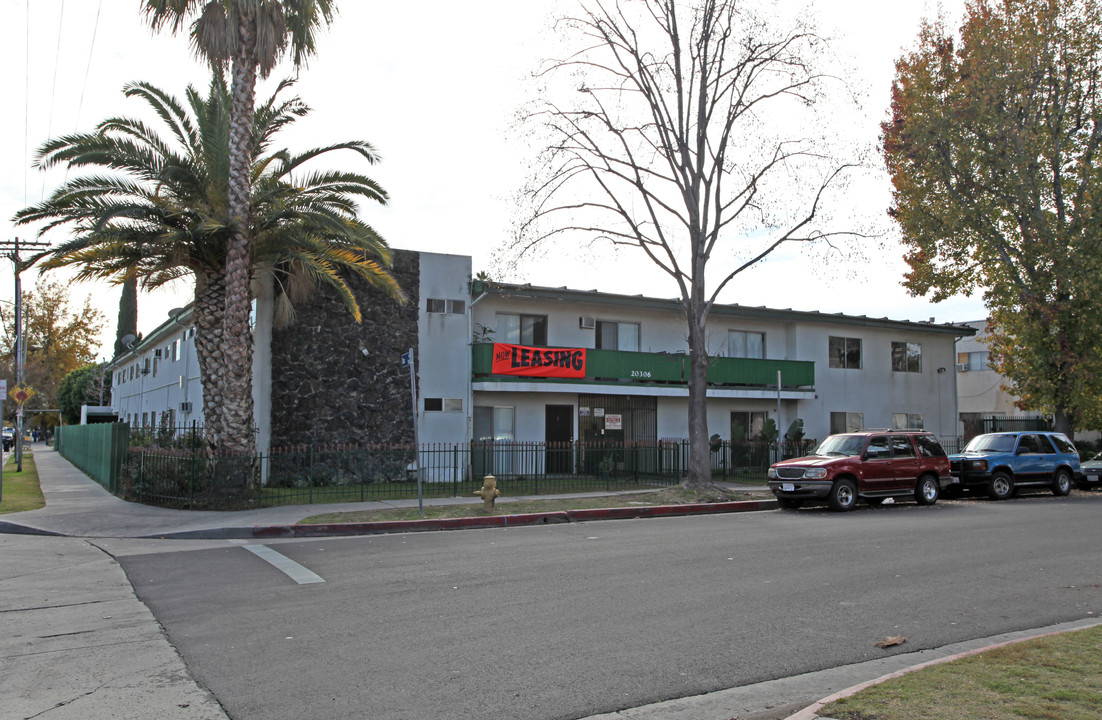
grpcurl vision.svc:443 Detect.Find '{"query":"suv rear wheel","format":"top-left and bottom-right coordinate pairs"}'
top-left (988, 470), bottom-right (1014, 500)
top-left (828, 478), bottom-right (857, 512)
top-left (1052, 468), bottom-right (1073, 496)
top-left (915, 474), bottom-right (940, 505)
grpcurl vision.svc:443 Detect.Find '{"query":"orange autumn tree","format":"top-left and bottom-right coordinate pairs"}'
top-left (884, 0), bottom-right (1102, 435)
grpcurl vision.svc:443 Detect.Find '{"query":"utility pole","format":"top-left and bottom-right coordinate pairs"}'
top-left (1, 238), bottom-right (50, 472)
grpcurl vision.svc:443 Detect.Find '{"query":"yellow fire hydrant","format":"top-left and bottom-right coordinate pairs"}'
top-left (475, 475), bottom-right (500, 510)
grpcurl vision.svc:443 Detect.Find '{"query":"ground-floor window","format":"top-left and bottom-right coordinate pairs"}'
top-left (577, 394), bottom-right (656, 444)
top-left (731, 411), bottom-right (767, 441)
top-left (830, 411), bottom-right (863, 434)
top-left (892, 412), bottom-right (923, 430)
top-left (473, 406), bottom-right (514, 442)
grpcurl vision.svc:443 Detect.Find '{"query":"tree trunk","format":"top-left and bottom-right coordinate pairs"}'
top-left (220, 18), bottom-right (258, 456)
top-left (683, 311), bottom-right (713, 488)
top-left (192, 268), bottom-right (226, 450)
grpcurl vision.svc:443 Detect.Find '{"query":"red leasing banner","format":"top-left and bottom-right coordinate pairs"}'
top-left (491, 343), bottom-right (587, 379)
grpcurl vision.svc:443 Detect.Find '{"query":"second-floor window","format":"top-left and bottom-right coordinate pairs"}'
top-left (496, 313), bottom-right (547, 346)
top-left (728, 330), bottom-right (764, 359)
top-left (957, 351), bottom-right (988, 370)
top-left (829, 336), bottom-right (862, 369)
top-left (427, 298), bottom-right (465, 314)
top-left (596, 321), bottom-right (640, 351)
top-left (892, 341), bottom-right (922, 373)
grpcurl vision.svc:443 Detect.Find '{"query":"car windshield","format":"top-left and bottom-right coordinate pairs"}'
top-left (963, 434), bottom-right (1017, 453)
top-left (812, 434), bottom-right (866, 457)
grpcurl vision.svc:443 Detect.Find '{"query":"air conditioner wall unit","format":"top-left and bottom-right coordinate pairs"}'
top-left (956, 363), bottom-right (969, 372)
top-left (579, 315), bottom-right (596, 329)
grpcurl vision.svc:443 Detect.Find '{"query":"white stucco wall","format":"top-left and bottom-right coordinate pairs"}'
top-left (416, 252), bottom-right (473, 447)
top-left (110, 316), bottom-right (203, 431)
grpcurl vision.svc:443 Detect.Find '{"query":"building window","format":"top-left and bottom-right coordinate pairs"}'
top-left (957, 351), bottom-right (988, 371)
top-left (596, 321), bottom-right (640, 351)
top-left (728, 330), bottom-right (764, 359)
top-left (892, 341), bottom-right (922, 373)
top-left (424, 398), bottom-right (463, 412)
top-left (474, 406), bottom-right (515, 442)
top-left (496, 313), bottom-right (547, 346)
top-left (892, 413), bottom-right (924, 430)
top-left (427, 298), bottom-right (465, 314)
top-left (829, 337), bottom-right (861, 369)
top-left (731, 411), bottom-right (767, 441)
top-left (830, 411), bottom-right (864, 434)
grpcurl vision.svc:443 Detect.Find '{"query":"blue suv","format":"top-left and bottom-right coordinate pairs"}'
top-left (948, 431), bottom-right (1080, 500)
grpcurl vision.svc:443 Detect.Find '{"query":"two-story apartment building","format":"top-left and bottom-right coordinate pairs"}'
top-left (107, 250), bottom-right (974, 476)
top-left (466, 281), bottom-right (972, 450)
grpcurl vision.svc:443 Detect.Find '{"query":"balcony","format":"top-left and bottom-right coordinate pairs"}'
top-left (471, 343), bottom-right (814, 390)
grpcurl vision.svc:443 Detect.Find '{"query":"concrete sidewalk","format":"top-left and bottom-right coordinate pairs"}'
top-left (0, 445), bottom-right (774, 540)
top-left (1, 533), bottom-right (229, 720)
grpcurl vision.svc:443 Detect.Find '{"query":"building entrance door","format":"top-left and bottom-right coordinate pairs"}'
top-left (545, 405), bottom-right (574, 474)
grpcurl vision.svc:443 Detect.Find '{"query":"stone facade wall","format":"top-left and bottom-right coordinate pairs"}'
top-left (268, 250), bottom-right (420, 449)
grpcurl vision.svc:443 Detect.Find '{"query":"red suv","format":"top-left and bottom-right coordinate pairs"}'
top-left (768, 430), bottom-right (951, 511)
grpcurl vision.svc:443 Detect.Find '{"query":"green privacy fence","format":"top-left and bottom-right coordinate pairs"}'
top-left (56, 422), bottom-right (130, 494)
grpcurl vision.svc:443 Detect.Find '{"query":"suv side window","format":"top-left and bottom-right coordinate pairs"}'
top-left (1036, 435), bottom-right (1056, 453)
top-left (1018, 434), bottom-right (1041, 454)
top-left (866, 436), bottom-right (891, 459)
top-left (1050, 434), bottom-right (1077, 454)
top-left (891, 436), bottom-right (916, 458)
top-left (915, 434), bottom-right (947, 458)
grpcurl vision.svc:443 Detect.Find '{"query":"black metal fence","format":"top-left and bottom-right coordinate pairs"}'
top-left (120, 438), bottom-right (817, 510)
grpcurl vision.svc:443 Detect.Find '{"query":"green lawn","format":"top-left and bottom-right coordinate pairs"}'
top-left (300, 486), bottom-right (762, 523)
top-left (0, 450), bottom-right (44, 514)
top-left (822, 624), bottom-right (1102, 720)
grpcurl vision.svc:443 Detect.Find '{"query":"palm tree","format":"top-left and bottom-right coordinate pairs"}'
top-left (141, 0), bottom-right (337, 454)
top-left (14, 77), bottom-right (403, 451)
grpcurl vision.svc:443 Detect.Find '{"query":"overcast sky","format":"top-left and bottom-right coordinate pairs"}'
top-left (0, 0), bottom-right (980, 357)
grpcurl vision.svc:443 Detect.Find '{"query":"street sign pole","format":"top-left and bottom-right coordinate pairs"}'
top-left (402, 348), bottom-right (422, 516)
top-left (0, 380), bottom-right (5, 503)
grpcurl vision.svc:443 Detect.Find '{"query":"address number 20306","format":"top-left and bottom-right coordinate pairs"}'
top-left (630, 370), bottom-right (652, 378)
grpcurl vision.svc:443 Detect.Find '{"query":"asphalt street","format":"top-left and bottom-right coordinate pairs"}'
top-left (111, 491), bottom-right (1102, 720)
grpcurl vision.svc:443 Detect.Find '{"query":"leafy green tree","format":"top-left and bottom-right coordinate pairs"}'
top-left (0, 280), bottom-right (106, 427)
top-left (57, 363), bottom-right (112, 425)
top-left (140, 0), bottom-right (337, 456)
top-left (883, 0), bottom-right (1102, 435)
top-left (14, 77), bottom-right (402, 451)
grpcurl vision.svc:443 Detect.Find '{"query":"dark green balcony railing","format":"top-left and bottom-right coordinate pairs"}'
top-left (471, 343), bottom-right (814, 388)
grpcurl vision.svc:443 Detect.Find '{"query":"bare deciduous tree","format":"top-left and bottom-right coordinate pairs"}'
top-left (514, 0), bottom-right (860, 486)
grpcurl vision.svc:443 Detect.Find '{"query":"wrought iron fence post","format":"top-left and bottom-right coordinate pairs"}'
top-left (453, 444), bottom-right (459, 497)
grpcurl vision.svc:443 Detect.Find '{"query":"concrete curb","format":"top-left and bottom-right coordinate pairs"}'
top-left (786, 618), bottom-right (1102, 720)
top-left (0, 520), bottom-right (62, 536)
top-left (138, 498), bottom-right (779, 540)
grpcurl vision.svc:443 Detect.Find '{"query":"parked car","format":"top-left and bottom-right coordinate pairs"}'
top-left (767, 430), bottom-right (951, 511)
top-left (2, 427), bottom-right (13, 451)
top-left (948, 431), bottom-right (1080, 499)
top-left (1080, 452), bottom-right (1102, 490)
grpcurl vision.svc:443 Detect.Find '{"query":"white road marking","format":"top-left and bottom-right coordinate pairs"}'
top-left (243, 545), bottom-right (325, 585)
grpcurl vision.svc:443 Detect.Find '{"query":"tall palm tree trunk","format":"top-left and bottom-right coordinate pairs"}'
top-left (221, 16), bottom-right (258, 456)
top-left (193, 268), bottom-right (227, 444)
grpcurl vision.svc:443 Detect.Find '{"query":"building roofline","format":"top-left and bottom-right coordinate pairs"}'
top-left (471, 280), bottom-right (978, 336)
